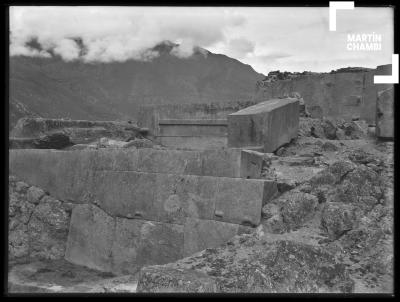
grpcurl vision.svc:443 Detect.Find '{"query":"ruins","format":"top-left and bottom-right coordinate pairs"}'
top-left (8, 66), bottom-right (394, 293)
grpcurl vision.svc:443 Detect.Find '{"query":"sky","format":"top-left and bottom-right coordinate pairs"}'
top-left (9, 6), bottom-right (394, 75)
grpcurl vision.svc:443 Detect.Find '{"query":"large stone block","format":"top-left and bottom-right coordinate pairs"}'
top-left (92, 149), bottom-right (139, 171)
top-left (153, 174), bottom-right (219, 224)
top-left (65, 204), bottom-right (115, 272)
top-left (91, 171), bottom-right (157, 220)
top-left (214, 178), bottom-right (270, 226)
top-left (376, 87), bottom-right (394, 139)
top-left (200, 149), bottom-right (241, 178)
top-left (112, 218), bottom-right (184, 274)
top-left (137, 149), bottom-right (202, 175)
top-left (183, 218), bottom-right (240, 257)
top-left (9, 150), bottom-right (96, 203)
top-left (240, 149), bottom-right (265, 179)
top-left (227, 98), bottom-right (299, 152)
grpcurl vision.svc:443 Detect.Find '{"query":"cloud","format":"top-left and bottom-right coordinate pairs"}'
top-left (9, 6), bottom-right (246, 62)
top-left (9, 6), bottom-right (393, 73)
top-left (226, 38), bottom-right (255, 58)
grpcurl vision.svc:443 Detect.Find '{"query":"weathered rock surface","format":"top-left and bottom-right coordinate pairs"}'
top-left (8, 259), bottom-right (138, 293)
top-left (321, 202), bottom-right (360, 240)
top-left (137, 237), bottom-right (354, 293)
top-left (262, 191), bottom-right (318, 233)
top-left (299, 117), bottom-right (368, 140)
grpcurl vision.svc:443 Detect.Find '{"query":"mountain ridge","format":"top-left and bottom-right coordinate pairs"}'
top-left (9, 43), bottom-right (264, 129)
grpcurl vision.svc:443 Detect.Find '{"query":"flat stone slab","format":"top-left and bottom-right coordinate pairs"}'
top-left (65, 204), bottom-right (115, 272)
top-left (227, 98), bottom-right (299, 152)
top-left (376, 87), bottom-right (394, 139)
top-left (112, 218), bottom-right (184, 274)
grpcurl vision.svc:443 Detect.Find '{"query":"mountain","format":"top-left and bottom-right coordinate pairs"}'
top-left (9, 42), bottom-right (264, 130)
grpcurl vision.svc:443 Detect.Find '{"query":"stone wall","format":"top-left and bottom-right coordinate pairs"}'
top-left (255, 64), bottom-right (393, 123)
top-left (9, 148), bottom-right (278, 274)
top-left (135, 101), bottom-right (258, 149)
top-left (157, 119), bottom-right (228, 150)
top-left (10, 118), bottom-right (141, 144)
top-left (9, 176), bottom-right (72, 262)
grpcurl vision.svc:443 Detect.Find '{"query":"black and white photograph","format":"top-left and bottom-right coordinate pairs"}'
top-left (6, 2), bottom-right (396, 295)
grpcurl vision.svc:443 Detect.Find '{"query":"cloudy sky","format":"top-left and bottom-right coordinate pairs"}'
top-left (10, 6), bottom-right (394, 74)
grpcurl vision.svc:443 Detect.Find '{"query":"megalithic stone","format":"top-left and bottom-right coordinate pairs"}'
top-left (376, 87), bottom-right (394, 139)
top-left (227, 98), bottom-right (299, 153)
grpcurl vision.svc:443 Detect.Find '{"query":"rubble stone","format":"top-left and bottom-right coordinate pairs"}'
top-left (321, 202), bottom-right (360, 240)
top-left (27, 186), bottom-right (46, 204)
top-left (137, 239), bottom-right (354, 293)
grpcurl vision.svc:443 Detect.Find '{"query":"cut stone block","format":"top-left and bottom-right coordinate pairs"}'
top-left (92, 149), bottom-right (139, 171)
top-left (240, 149), bottom-right (265, 179)
top-left (183, 218), bottom-right (240, 257)
top-left (91, 171), bottom-right (157, 220)
top-left (227, 98), bottom-right (299, 152)
top-left (376, 87), bottom-right (394, 139)
top-left (201, 149), bottom-right (241, 178)
top-left (65, 204), bottom-right (115, 272)
top-left (153, 174), bottom-right (219, 224)
top-left (137, 149), bottom-right (202, 175)
top-left (9, 150), bottom-right (96, 203)
top-left (112, 218), bottom-right (184, 274)
top-left (214, 178), bottom-right (269, 226)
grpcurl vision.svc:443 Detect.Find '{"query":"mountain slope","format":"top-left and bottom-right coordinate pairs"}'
top-left (9, 44), bottom-right (264, 129)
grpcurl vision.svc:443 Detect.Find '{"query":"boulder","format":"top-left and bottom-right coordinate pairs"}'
top-left (34, 133), bottom-right (73, 149)
top-left (262, 191), bottom-right (318, 233)
top-left (321, 202), bottom-right (360, 240)
top-left (27, 186), bottom-right (46, 204)
top-left (321, 141), bottom-right (339, 151)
